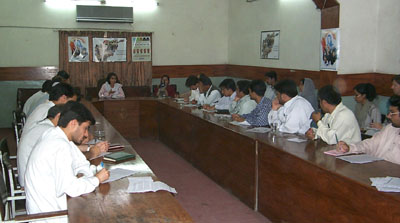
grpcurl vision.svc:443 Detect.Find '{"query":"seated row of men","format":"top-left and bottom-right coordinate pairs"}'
top-left (182, 73), bottom-right (400, 165)
top-left (17, 76), bottom-right (110, 220)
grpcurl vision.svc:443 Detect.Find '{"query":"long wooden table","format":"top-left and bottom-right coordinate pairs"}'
top-left (66, 100), bottom-right (193, 222)
top-left (92, 97), bottom-right (400, 223)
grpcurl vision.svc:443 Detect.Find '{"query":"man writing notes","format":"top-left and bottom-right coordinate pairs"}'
top-left (198, 74), bottom-right (221, 106)
top-left (229, 80), bottom-right (257, 115)
top-left (268, 79), bottom-right (314, 134)
top-left (232, 80), bottom-right (272, 126)
top-left (305, 85), bottom-right (361, 145)
top-left (204, 78), bottom-right (236, 111)
top-left (23, 82), bottom-right (74, 132)
top-left (25, 101), bottom-right (109, 221)
top-left (337, 95), bottom-right (400, 164)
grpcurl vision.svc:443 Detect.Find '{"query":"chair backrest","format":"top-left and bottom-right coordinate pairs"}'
top-left (0, 172), bottom-right (8, 222)
top-left (11, 123), bottom-right (20, 147)
top-left (122, 86), bottom-right (151, 97)
top-left (16, 89), bottom-right (40, 110)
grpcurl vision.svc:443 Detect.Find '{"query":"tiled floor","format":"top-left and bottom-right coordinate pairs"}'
top-left (129, 139), bottom-right (271, 223)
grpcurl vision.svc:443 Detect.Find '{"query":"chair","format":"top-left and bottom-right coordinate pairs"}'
top-left (12, 110), bottom-right (26, 147)
top-left (0, 171), bottom-right (67, 223)
top-left (0, 139), bottom-right (24, 218)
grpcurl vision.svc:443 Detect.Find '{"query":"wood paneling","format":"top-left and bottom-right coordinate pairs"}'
top-left (337, 73), bottom-right (395, 96)
top-left (0, 66), bottom-right (57, 81)
top-left (152, 64), bottom-right (227, 78)
top-left (321, 5), bottom-right (340, 29)
top-left (312, 0), bottom-right (339, 9)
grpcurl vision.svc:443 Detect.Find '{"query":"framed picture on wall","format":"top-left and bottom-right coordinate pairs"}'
top-left (320, 28), bottom-right (340, 70)
top-left (260, 30), bottom-right (280, 59)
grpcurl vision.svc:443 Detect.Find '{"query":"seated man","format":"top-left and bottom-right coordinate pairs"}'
top-left (232, 80), bottom-right (272, 126)
top-left (268, 79), bottom-right (314, 134)
top-left (264, 71), bottom-right (277, 100)
top-left (23, 82), bottom-right (74, 132)
top-left (25, 101), bottom-right (109, 218)
top-left (198, 74), bottom-right (221, 106)
top-left (23, 80), bottom-right (52, 117)
top-left (204, 78), bottom-right (236, 110)
top-left (337, 95), bottom-right (400, 165)
top-left (306, 85), bottom-right (361, 145)
top-left (18, 104), bottom-right (109, 187)
top-left (182, 75), bottom-right (200, 104)
top-left (229, 80), bottom-right (257, 115)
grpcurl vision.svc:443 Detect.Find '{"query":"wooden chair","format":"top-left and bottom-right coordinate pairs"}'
top-left (0, 171), bottom-right (67, 223)
top-left (0, 140), bottom-right (24, 218)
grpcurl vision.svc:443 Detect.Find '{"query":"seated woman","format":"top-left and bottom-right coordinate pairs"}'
top-left (299, 78), bottom-right (318, 111)
top-left (98, 72), bottom-right (125, 99)
top-left (353, 83), bottom-right (381, 130)
top-left (154, 75), bottom-right (177, 97)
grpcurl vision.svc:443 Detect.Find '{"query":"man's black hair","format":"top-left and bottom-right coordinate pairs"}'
top-left (389, 95), bottom-right (400, 112)
top-left (265, 71), bottom-right (277, 81)
top-left (185, 75), bottom-right (199, 87)
top-left (58, 101), bottom-right (95, 128)
top-left (274, 79), bottom-right (298, 98)
top-left (318, 85), bottom-right (342, 106)
top-left (57, 70), bottom-right (70, 80)
top-left (249, 80), bottom-right (266, 97)
top-left (237, 80), bottom-right (251, 95)
top-left (47, 104), bottom-right (65, 119)
top-left (49, 83), bottom-right (74, 101)
top-left (41, 80), bottom-right (52, 93)
top-left (199, 75), bottom-right (212, 86)
top-left (219, 78), bottom-right (236, 91)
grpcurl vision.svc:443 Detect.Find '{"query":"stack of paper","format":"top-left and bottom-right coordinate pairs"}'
top-left (324, 149), bottom-right (352, 157)
top-left (370, 177), bottom-right (400, 192)
top-left (103, 168), bottom-right (137, 183)
top-left (127, 176), bottom-right (177, 194)
top-left (337, 154), bottom-right (383, 164)
top-left (229, 121), bottom-right (250, 126)
top-left (287, 137), bottom-right (307, 143)
top-left (246, 127), bottom-right (271, 133)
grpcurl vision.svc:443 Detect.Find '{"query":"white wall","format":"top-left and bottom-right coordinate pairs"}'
top-left (375, 0), bottom-right (400, 75)
top-left (228, 0), bottom-right (321, 71)
top-left (0, 0), bottom-right (229, 67)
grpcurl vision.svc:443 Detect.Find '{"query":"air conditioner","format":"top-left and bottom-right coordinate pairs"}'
top-left (76, 5), bottom-right (133, 23)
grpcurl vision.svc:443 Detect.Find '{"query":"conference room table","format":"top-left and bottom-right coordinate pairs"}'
top-left (89, 97), bottom-right (400, 223)
top-left (67, 100), bottom-right (193, 223)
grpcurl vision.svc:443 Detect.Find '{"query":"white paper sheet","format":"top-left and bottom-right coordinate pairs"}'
top-left (337, 154), bottom-right (383, 164)
top-left (229, 121), bottom-right (250, 126)
top-left (127, 177), bottom-right (177, 194)
top-left (246, 127), bottom-right (271, 133)
top-left (89, 152), bottom-right (111, 160)
top-left (370, 177), bottom-right (400, 192)
top-left (102, 168), bottom-right (137, 183)
top-left (214, 114), bottom-right (231, 118)
top-left (184, 104), bottom-right (198, 107)
top-left (287, 137), bottom-right (307, 143)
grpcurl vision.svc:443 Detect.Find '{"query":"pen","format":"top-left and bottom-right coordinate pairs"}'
top-left (335, 133), bottom-right (339, 144)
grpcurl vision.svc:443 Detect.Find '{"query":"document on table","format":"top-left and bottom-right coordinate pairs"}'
top-left (246, 127), bottom-right (271, 133)
top-left (370, 177), bottom-right (400, 192)
top-left (127, 176), bottom-right (177, 194)
top-left (103, 168), bottom-right (137, 183)
top-left (184, 104), bottom-right (198, 107)
top-left (324, 149), bottom-right (353, 157)
top-left (287, 137), bottom-right (307, 143)
top-left (337, 154), bottom-right (383, 164)
top-left (229, 120), bottom-right (250, 126)
top-left (214, 114), bottom-right (231, 118)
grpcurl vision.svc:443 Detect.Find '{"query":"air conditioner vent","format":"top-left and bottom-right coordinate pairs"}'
top-left (76, 5), bottom-right (133, 23)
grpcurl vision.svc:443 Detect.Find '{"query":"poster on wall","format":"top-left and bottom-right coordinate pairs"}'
top-left (260, 30), bottom-right (280, 59)
top-left (132, 36), bottom-right (152, 62)
top-left (320, 28), bottom-right (340, 70)
top-left (93, 38), bottom-right (127, 62)
top-left (68, 37), bottom-right (89, 62)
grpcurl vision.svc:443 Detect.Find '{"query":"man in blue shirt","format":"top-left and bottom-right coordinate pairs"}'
top-left (232, 80), bottom-right (272, 126)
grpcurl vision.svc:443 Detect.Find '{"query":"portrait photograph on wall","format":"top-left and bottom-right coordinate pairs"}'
top-left (68, 36), bottom-right (89, 62)
top-left (93, 38), bottom-right (127, 62)
top-left (260, 30), bottom-right (280, 59)
top-left (320, 28), bottom-right (340, 70)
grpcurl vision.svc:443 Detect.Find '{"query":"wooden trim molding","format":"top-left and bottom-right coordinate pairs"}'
top-left (152, 64), bottom-right (227, 79)
top-left (0, 66), bottom-right (58, 81)
top-left (0, 65), bottom-right (395, 96)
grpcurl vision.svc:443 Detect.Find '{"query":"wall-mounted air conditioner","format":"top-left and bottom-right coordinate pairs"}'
top-left (76, 5), bottom-right (133, 23)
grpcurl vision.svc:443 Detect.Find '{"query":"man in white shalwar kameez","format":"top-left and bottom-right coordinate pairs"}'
top-left (25, 101), bottom-right (109, 223)
top-left (23, 82), bottom-right (74, 133)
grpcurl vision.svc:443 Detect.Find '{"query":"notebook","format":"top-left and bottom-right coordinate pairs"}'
top-left (104, 151), bottom-right (136, 163)
top-left (108, 144), bottom-right (125, 152)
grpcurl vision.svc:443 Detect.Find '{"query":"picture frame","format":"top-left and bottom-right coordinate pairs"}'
top-left (260, 30), bottom-right (280, 59)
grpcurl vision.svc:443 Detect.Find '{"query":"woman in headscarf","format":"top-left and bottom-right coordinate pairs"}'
top-left (299, 78), bottom-right (318, 111)
top-left (353, 83), bottom-right (381, 130)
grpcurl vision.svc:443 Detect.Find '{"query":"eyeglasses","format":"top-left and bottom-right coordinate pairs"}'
top-left (387, 112), bottom-right (400, 117)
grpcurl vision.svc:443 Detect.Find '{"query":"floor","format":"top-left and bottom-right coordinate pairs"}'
top-left (129, 139), bottom-right (271, 223)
